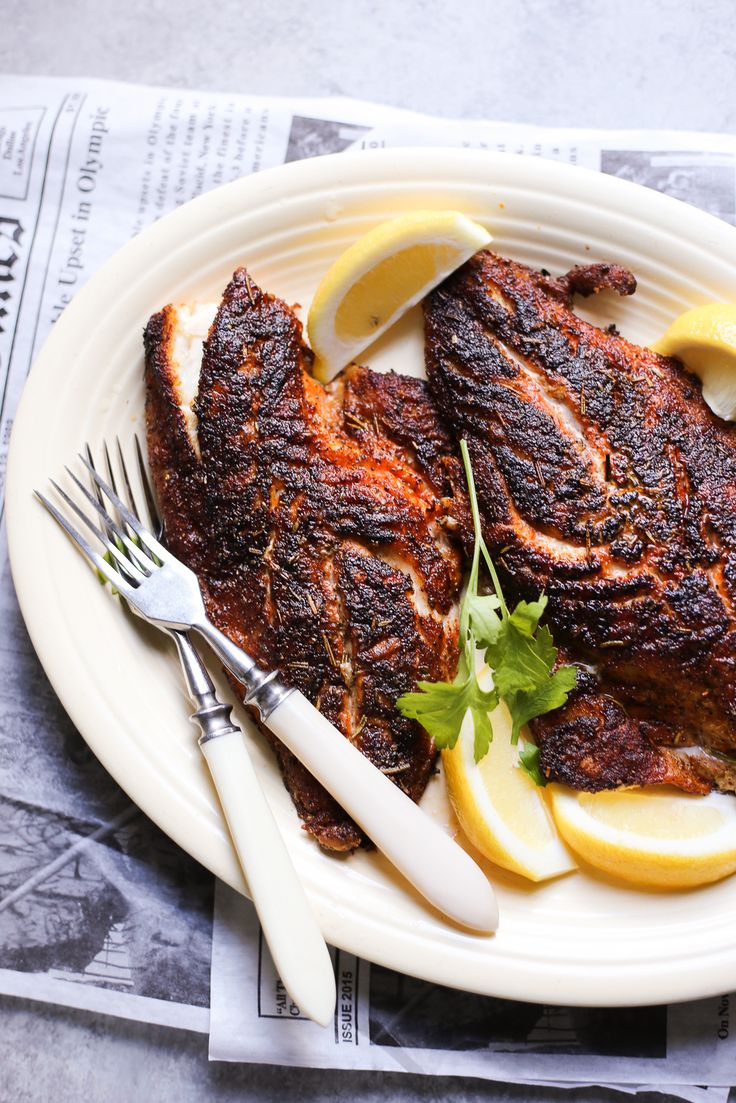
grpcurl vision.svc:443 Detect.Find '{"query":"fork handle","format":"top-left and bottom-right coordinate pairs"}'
top-left (263, 692), bottom-right (498, 933)
top-left (197, 620), bottom-right (498, 932)
top-left (199, 728), bottom-right (336, 1026)
top-left (172, 630), bottom-right (335, 1026)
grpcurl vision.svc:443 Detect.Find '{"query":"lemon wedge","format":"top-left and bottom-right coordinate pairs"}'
top-left (442, 701), bottom-right (577, 883)
top-left (654, 303), bottom-right (736, 422)
top-left (307, 210), bottom-right (492, 382)
top-left (549, 784), bottom-right (736, 888)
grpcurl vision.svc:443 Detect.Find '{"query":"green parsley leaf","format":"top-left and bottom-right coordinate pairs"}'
top-left (470, 705), bottom-right (494, 763)
top-left (484, 619), bottom-right (550, 696)
top-left (518, 742), bottom-right (547, 786)
top-left (464, 592), bottom-right (502, 644)
top-left (530, 623), bottom-right (558, 671)
top-left (396, 656), bottom-right (497, 753)
top-left (507, 595), bottom-right (548, 637)
top-left (505, 663), bottom-right (579, 744)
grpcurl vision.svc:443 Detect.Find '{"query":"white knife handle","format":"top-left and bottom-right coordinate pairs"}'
top-left (200, 729), bottom-right (336, 1025)
top-left (265, 691), bottom-right (499, 933)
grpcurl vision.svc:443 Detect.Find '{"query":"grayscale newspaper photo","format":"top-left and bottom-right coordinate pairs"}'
top-left (2, 73), bottom-right (736, 1101)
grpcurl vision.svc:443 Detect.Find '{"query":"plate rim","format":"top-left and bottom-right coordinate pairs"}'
top-left (9, 146), bottom-right (736, 1007)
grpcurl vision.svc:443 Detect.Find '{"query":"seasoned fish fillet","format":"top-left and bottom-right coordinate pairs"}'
top-left (425, 249), bottom-right (736, 795)
top-left (145, 270), bottom-right (462, 851)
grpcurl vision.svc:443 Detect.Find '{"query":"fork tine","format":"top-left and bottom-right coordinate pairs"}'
top-left (103, 439), bottom-right (119, 495)
top-left (84, 444), bottom-right (150, 573)
top-left (65, 467), bottom-right (153, 575)
top-left (85, 444), bottom-right (105, 507)
top-left (79, 454), bottom-right (169, 561)
top-left (85, 443), bottom-right (120, 541)
top-left (85, 443), bottom-right (131, 551)
top-left (100, 437), bottom-right (141, 541)
top-left (35, 491), bottom-right (135, 597)
top-left (49, 479), bottom-right (146, 585)
top-left (116, 437), bottom-right (142, 522)
top-left (134, 433), bottom-right (161, 535)
top-left (101, 440), bottom-right (125, 534)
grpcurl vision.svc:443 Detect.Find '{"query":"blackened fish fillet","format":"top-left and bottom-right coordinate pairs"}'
top-left (425, 249), bottom-right (736, 795)
top-left (145, 270), bottom-right (462, 850)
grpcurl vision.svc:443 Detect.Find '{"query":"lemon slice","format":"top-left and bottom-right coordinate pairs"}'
top-left (307, 210), bottom-right (492, 382)
top-left (654, 303), bottom-right (736, 422)
top-left (549, 784), bottom-right (736, 888)
top-left (442, 701), bottom-right (577, 883)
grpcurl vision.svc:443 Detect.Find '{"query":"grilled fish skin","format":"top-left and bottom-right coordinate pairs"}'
top-left (145, 270), bottom-right (462, 850)
top-left (424, 249), bottom-right (736, 795)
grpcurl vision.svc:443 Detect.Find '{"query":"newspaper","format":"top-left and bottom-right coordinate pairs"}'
top-left (210, 884), bottom-right (732, 1103)
top-left (2, 74), bottom-right (736, 1098)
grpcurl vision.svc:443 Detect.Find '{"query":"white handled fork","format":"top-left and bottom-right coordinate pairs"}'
top-left (44, 440), bottom-right (336, 1027)
top-left (36, 443), bottom-right (499, 939)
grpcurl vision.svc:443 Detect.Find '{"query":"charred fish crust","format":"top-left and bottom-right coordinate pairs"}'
top-left (549, 262), bottom-right (638, 302)
top-left (426, 249), bottom-right (736, 793)
top-left (335, 548), bottom-right (440, 796)
top-left (341, 364), bottom-right (467, 501)
top-left (535, 689), bottom-right (710, 794)
top-left (145, 269), bottom-right (463, 850)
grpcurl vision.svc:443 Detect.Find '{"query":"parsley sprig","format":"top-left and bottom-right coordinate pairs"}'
top-left (397, 440), bottom-right (577, 783)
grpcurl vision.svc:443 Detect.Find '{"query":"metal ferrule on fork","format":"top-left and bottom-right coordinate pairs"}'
top-left (169, 630), bottom-right (240, 745)
top-left (243, 668), bottom-right (293, 723)
top-left (192, 646), bottom-right (292, 732)
top-left (192, 627), bottom-right (294, 722)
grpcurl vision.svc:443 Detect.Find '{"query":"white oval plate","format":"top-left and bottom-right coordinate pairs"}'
top-left (8, 149), bottom-right (736, 1007)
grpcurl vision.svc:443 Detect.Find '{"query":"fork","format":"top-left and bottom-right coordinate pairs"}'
top-left (71, 440), bottom-right (336, 1026)
top-left (36, 445), bottom-right (499, 936)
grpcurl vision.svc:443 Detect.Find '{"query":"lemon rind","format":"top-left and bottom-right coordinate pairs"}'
top-left (550, 786), bottom-right (736, 888)
top-left (443, 710), bottom-right (577, 883)
top-left (307, 211), bottom-right (492, 381)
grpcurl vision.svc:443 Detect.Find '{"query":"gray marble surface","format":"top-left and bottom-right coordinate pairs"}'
top-left (4, 0), bottom-right (736, 133)
top-left (4, 1), bottom-right (736, 1099)
top-left (0, 994), bottom-right (701, 1103)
